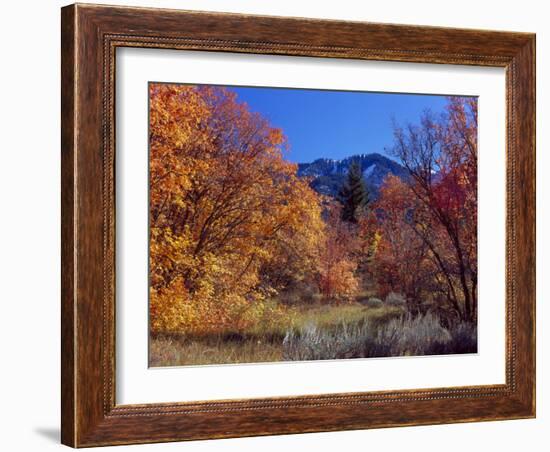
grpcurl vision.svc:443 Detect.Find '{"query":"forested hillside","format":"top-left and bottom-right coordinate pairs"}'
top-left (297, 153), bottom-right (410, 198)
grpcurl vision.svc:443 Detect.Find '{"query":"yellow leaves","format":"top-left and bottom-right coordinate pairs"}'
top-left (315, 203), bottom-right (360, 302)
top-left (148, 83), bottom-right (325, 335)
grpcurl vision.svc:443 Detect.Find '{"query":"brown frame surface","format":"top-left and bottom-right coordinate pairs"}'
top-left (61, 3), bottom-right (536, 447)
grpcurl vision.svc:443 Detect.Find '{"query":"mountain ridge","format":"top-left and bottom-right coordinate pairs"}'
top-left (296, 152), bottom-right (410, 198)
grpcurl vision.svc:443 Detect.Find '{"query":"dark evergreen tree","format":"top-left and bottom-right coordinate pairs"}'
top-left (338, 160), bottom-right (369, 223)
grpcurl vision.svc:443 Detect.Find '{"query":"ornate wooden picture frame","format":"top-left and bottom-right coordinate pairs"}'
top-left (61, 3), bottom-right (535, 447)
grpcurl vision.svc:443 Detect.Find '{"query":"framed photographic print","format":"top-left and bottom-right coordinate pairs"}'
top-left (61, 3), bottom-right (536, 447)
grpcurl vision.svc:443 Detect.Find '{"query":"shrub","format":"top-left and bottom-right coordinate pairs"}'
top-left (282, 322), bottom-right (372, 361)
top-left (282, 312), bottom-right (477, 361)
top-left (375, 312), bottom-right (451, 356)
top-left (365, 297), bottom-right (383, 308)
top-left (279, 286), bottom-right (322, 306)
top-left (385, 292), bottom-right (406, 306)
top-left (443, 322), bottom-right (478, 354)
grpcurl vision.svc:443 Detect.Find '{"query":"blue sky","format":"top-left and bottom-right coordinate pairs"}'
top-left (229, 85), bottom-right (450, 164)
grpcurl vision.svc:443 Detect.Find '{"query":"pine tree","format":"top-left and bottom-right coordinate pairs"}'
top-left (338, 160), bottom-right (369, 223)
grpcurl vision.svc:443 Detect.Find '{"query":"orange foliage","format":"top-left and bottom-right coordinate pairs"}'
top-left (373, 176), bottom-right (431, 306)
top-left (149, 84), bottom-right (324, 334)
top-left (318, 204), bottom-right (360, 301)
top-left (376, 97), bottom-right (478, 321)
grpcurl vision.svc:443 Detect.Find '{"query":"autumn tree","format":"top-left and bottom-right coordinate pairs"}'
top-left (338, 160), bottom-right (369, 223)
top-left (373, 175), bottom-right (433, 312)
top-left (149, 84), bottom-right (324, 334)
top-left (318, 203), bottom-right (359, 301)
top-left (325, 161), bottom-right (375, 298)
top-left (379, 97), bottom-right (478, 322)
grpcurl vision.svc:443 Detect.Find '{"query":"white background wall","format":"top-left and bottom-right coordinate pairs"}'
top-left (0, 1), bottom-right (545, 450)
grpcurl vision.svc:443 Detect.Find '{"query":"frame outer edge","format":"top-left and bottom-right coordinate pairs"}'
top-left (514, 35), bottom-right (536, 416)
top-left (61, 3), bottom-right (77, 448)
top-left (531, 35), bottom-right (536, 417)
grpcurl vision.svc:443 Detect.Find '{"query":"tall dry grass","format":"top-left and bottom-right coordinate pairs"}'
top-left (149, 303), bottom-right (476, 366)
top-left (149, 335), bottom-right (283, 366)
top-left (282, 313), bottom-right (477, 361)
